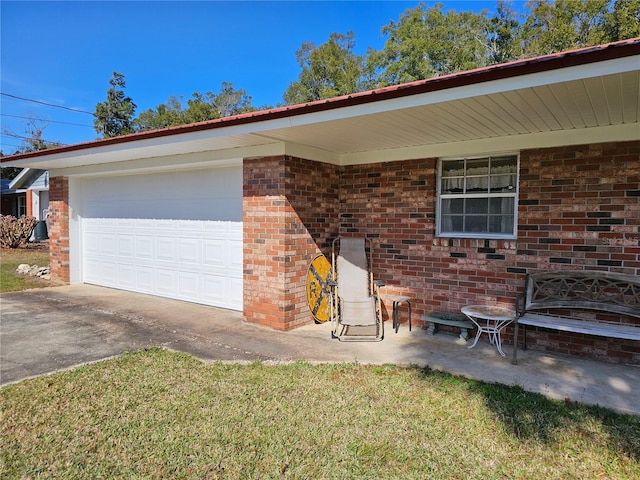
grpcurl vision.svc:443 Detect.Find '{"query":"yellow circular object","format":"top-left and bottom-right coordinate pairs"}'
top-left (306, 254), bottom-right (332, 323)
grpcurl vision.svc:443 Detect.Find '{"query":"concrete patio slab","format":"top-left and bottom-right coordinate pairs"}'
top-left (1, 284), bottom-right (638, 416)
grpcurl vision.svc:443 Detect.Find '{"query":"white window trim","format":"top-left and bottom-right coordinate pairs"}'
top-left (17, 195), bottom-right (27, 218)
top-left (436, 154), bottom-right (520, 240)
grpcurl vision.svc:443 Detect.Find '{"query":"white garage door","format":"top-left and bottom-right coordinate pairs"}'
top-left (79, 167), bottom-right (243, 310)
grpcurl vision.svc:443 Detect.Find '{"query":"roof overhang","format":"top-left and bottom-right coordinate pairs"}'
top-left (3, 39), bottom-right (639, 176)
top-left (8, 168), bottom-right (46, 189)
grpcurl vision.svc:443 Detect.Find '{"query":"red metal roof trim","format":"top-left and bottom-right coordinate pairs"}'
top-left (3, 38), bottom-right (639, 163)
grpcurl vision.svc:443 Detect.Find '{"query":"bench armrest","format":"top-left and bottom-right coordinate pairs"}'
top-left (514, 290), bottom-right (527, 317)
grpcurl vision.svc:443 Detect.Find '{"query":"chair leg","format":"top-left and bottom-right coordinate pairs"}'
top-left (512, 320), bottom-right (520, 365)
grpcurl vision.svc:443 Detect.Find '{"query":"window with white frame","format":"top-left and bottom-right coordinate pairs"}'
top-left (17, 195), bottom-right (27, 217)
top-left (437, 155), bottom-right (518, 238)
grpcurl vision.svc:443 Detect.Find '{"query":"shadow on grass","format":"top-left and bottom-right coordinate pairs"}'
top-left (417, 366), bottom-right (640, 462)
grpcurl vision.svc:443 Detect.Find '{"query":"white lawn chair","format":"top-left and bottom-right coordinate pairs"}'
top-left (329, 237), bottom-right (384, 341)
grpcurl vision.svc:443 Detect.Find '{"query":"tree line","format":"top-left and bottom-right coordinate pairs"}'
top-left (96, 0), bottom-right (639, 138)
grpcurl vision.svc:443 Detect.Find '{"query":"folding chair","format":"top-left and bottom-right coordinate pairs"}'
top-left (329, 237), bottom-right (384, 341)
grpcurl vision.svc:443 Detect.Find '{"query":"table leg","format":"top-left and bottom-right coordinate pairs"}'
top-left (495, 332), bottom-right (506, 356)
top-left (494, 324), bottom-right (507, 356)
top-left (467, 327), bottom-right (483, 350)
top-left (392, 300), bottom-right (399, 333)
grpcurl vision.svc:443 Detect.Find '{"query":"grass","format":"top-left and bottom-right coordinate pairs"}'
top-left (2, 348), bottom-right (639, 479)
top-left (0, 244), bottom-right (52, 293)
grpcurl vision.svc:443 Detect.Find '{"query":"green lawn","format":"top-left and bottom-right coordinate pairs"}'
top-left (2, 348), bottom-right (638, 479)
top-left (0, 245), bottom-right (51, 293)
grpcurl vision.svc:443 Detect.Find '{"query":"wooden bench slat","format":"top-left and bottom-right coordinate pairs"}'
top-left (518, 313), bottom-right (640, 340)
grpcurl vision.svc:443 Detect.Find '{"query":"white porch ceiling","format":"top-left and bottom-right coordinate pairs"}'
top-left (258, 71), bottom-right (640, 152)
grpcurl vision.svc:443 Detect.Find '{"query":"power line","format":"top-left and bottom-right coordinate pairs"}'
top-left (0, 113), bottom-right (94, 128)
top-left (0, 131), bottom-right (66, 146)
top-left (1, 92), bottom-right (96, 116)
top-left (0, 142), bottom-right (23, 150)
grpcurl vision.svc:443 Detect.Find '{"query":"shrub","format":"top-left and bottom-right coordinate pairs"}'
top-left (0, 215), bottom-right (38, 248)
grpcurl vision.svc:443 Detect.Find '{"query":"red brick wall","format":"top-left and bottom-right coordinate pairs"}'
top-left (48, 176), bottom-right (70, 283)
top-left (285, 156), bottom-right (340, 328)
top-left (515, 141), bottom-right (640, 363)
top-left (338, 141), bottom-right (640, 363)
top-left (243, 155), bottom-right (339, 330)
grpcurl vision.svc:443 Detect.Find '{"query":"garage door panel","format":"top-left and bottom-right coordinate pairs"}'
top-left (202, 239), bottom-right (226, 267)
top-left (136, 267), bottom-right (155, 293)
top-left (228, 277), bottom-right (243, 310)
top-left (135, 236), bottom-right (155, 260)
top-left (178, 238), bottom-right (200, 264)
top-left (81, 167), bottom-right (242, 310)
top-left (156, 237), bottom-right (177, 263)
top-left (117, 264), bottom-right (136, 289)
top-left (100, 262), bottom-right (118, 284)
top-left (117, 237), bottom-right (134, 258)
top-left (83, 259), bottom-right (101, 283)
top-left (156, 268), bottom-right (177, 296)
top-left (229, 239), bottom-right (243, 270)
top-left (101, 235), bottom-right (117, 256)
top-left (84, 233), bottom-right (101, 255)
top-left (135, 218), bottom-right (157, 230)
top-left (202, 275), bottom-right (229, 304)
top-left (179, 272), bottom-right (200, 300)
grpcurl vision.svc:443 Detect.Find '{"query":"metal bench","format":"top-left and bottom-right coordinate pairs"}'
top-left (512, 270), bottom-right (640, 365)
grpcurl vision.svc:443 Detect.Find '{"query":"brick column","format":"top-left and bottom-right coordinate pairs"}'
top-left (48, 176), bottom-right (70, 283)
top-left (243, 155), bottom-right (339, 330)
top-left (26, 190), bottom-right (33, 217)
top-left (243, 156), bottom-right (289, 329)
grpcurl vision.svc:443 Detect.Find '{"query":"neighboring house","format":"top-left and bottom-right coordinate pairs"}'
top-left (9, 168), bottom-right (50, 222)
top-left (0, 178), bottom-right (26, 217)
top-left (1, 168), bottom-right (49, 221)
top-left (2, 39), bottom-right (639, 363)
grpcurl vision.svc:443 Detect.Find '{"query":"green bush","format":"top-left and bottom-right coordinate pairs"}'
top-left (0, 215), bottom-right (38, 248)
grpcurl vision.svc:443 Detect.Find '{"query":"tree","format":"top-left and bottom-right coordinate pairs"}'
top-left (134, 83), bottom-right (256, 132)
top-left (366, 3), bottom-right (491, 87)
top-left (134, 96), bottom-right (185, 131)
top-left (2, 117), bottom-right (60, 155)
top-left (605, 0), bottom-right (640, 40)
top-left (19, 118), bottom-right (56, 152)
top-left (209, 82), bottom-right (255, 118)
top-left (1, 118), bottom-right (61, 179)
top-left (521, 0), bottom-right (611, 56)
top-left (283, 32), bottom-right (365, 105)
top-left (0, 166), bottom-right (22, 180)
top-left (486, 1), bottom-right (525, 64)
top-left (94, 72), bottom-right (137, 138)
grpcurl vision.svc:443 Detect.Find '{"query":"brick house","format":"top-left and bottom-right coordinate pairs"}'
top-left (3, 39), bottom-right (639, 363)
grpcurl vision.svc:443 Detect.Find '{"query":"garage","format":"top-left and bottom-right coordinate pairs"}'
top-left (78, 166), bottom-right (243, 310)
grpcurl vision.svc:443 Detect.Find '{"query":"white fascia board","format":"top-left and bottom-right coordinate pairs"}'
top-left (48, 146), bottom-right (274, 178)
top-left (8, 167), bottom-right (32, 189)
top-left (341, 122), bottom-right (640, 165)
top-left (3, 132), bottom-right (280, 170)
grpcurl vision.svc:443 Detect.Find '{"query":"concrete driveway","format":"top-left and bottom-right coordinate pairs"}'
top-left (0, 284), bottom-right (341, 384)
top-left (2, 284), bottom-right (639, 416)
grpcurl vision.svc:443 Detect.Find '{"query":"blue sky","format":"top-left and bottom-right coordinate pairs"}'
top-left (1, 1), bottom-right (511, 154)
